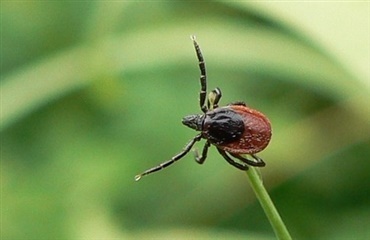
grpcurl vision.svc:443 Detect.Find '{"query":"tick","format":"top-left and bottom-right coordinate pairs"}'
top-left (135, 36), bottom-right (272, 181)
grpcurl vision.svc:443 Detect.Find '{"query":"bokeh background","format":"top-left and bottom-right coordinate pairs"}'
top-left (2, 2), bottom-right (369, 240)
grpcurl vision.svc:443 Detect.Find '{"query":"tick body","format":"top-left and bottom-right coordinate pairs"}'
top-left (135, 36), bottom-right (271, 181)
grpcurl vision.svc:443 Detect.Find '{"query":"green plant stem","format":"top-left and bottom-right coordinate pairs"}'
top-left (246, 167), bottom-right (292, 240)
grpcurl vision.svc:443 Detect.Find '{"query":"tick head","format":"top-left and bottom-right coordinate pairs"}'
top-left (182, 114), bottom-right (204, 131)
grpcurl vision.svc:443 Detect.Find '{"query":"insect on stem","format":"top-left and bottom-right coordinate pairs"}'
top-left (134, 36), bottom-right (271, 180)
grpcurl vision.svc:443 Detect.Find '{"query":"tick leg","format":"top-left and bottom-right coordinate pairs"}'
top-left (251, 154), bottom-right (266, 166)
top-left (217, 148), bottom-right (248, 170)
top-left (230, 153), bottom-right (266, 167)
top-left (191, 35), bottom-right (207, 113)
top-left (228, 101), bottom-right (246, 106)
top-left (135, 134), bottom-right (202, 181)
top-left (194, 141), bottom-right (211, 164)
top-left (207, 87), bottom-right (222, 110)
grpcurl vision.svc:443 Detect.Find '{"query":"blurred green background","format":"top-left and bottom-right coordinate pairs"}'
top-left (2, 2), bottom-right (369, 240)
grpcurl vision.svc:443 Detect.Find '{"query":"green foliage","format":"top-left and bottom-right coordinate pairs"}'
top-left (2, 2), bottom-right (369, 239)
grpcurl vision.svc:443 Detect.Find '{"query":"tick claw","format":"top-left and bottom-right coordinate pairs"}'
top-left (134, 175), bottom-right (142, 181)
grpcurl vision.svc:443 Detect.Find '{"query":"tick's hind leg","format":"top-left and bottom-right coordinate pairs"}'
top-left (217, 148), bottom-right (248, 170)
top-left (251, 154), bottom-right (266, 166)
top-left (230, 153), bottom-right (266, 167)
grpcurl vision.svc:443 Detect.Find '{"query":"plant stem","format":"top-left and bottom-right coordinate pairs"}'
top-left (246, 167), bottom-right (292, 240)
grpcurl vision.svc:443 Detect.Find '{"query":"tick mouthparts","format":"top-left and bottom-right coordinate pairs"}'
top-left (182, 114), bottom-right (204, 131)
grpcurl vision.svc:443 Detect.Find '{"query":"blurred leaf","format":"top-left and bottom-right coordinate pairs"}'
top-left (2, 2), bottom-right (369, 240)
